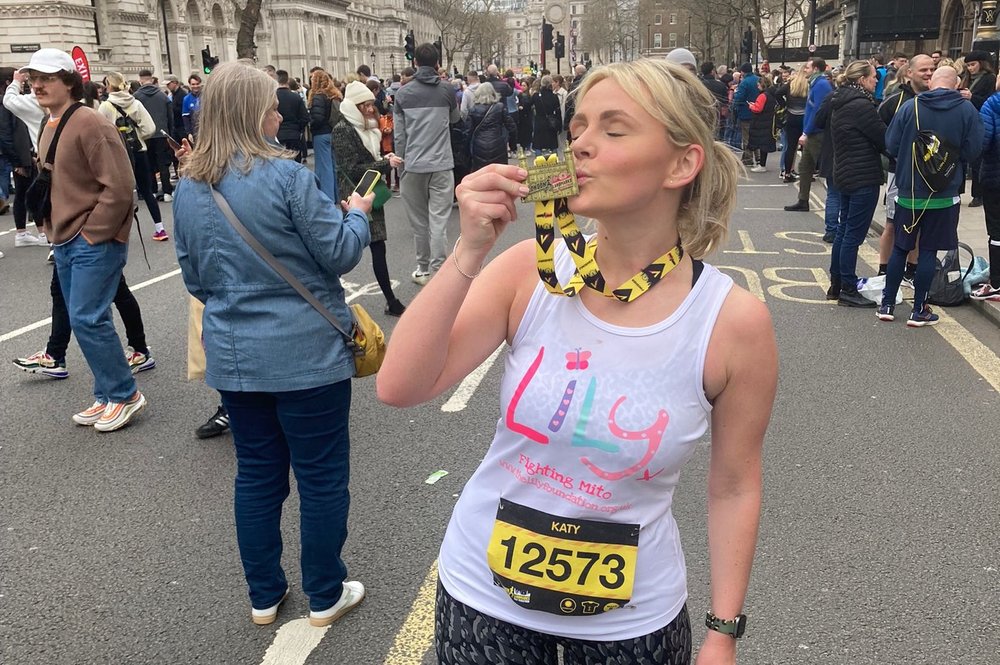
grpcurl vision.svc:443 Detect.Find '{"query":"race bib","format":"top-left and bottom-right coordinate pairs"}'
top-left (486, 499), bottom-right (640, 616)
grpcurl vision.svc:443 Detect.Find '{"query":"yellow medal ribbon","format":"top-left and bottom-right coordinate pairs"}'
top-left (534, 197), bottom-right (684, 303)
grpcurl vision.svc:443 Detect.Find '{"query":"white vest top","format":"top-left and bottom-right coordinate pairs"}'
top-left (438, 244), bottom-right (734, 641)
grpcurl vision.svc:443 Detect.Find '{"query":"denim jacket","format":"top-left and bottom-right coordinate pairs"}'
top-left (173, 157), bottom-right (371, 392)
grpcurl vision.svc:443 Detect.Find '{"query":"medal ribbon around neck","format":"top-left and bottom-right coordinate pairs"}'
top-left (534, 198), bottom-right (684, 303)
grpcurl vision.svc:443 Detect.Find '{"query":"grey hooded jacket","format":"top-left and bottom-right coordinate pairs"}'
top-left (392, 66), bottom-right (459, 173)
top-left (134, 84), bottom-right (173, 135)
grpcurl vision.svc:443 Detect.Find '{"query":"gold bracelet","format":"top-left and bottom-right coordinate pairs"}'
top-left (451, 235), bottom-right (483, 279)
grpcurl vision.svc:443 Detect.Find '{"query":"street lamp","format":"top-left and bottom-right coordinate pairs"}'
top-left (370, 51), bottom-right (376, 74)
top-left (390, 53), bottom-right (396, 76)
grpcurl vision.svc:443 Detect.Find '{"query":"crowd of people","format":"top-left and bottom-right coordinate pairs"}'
top-left (691, 48), bottom-right (999, 321)
top-left (1, 38), bottom-right (999, 663)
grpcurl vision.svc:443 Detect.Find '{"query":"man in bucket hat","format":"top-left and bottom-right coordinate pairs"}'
top-left (21, 48), bottom-right (147, 430)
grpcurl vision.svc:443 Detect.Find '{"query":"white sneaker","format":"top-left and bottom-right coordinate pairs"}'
top-left (162, 193), bottom-right (173, 202)
top-left (411, 269), bottom-right (431, 286)
top-left (46, 250), bottom-right (54, 264)
top-left (250, 588), bottom-right (289, 626)
top-left (750, 165), bottom-right (767, 173)
top-left (15, 232), bottom-right (47, 247)
top-left (308, 581), bottom-right (365, 627)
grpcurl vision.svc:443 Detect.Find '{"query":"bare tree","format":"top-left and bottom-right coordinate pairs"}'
top-left (580, 0), bottom-right (641, 64)
top-left (235, 0), bottom-right (263, 60)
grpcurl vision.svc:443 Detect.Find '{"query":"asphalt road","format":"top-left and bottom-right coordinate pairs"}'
top-left (1, 171), bottom-right (998, 665)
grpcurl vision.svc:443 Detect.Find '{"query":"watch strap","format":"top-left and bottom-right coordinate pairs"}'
top-left (705, 611), bottom-right (747, 638)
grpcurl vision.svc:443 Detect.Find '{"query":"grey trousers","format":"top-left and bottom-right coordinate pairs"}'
top-left (400, 170), bottom-right (454, 273)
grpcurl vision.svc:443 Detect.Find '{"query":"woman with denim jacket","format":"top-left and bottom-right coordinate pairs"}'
top-left (172, 61), bottom-right (374, 628)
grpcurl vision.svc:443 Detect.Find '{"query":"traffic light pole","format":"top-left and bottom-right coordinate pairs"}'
top-left (541, 19), bottom-right (547, 72)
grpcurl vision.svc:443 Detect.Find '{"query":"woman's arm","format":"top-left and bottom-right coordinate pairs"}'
top-left (377, 164), bottom-right (531, 407)
top-left (697, 287), bottom-right (777, 665)
top-left (748, 92), bottom-right (766, 114)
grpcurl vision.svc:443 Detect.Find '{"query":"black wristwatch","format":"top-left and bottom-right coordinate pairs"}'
top-left (705, 611), bottom-right (747, 638)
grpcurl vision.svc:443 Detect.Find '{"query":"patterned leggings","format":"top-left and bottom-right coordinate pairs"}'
top-left (435, 582), bottom-right (691, 665)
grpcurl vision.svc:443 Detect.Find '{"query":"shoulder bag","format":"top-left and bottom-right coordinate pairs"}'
top-left (25, 102), bottom-right (83, 220)
top-left (210, 186), bottom-right (385, 377)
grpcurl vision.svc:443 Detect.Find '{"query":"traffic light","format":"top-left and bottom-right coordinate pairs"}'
top-left (742, 29), bottom-right (753, 59)
top-left (554, 33), bottom-right (565, 59)
top-left (542, 20), bottom-right (554, 51)
top-left (201, 46), bottom-right (218, 75)
top-left (404, 30), bottom-right (415, 61)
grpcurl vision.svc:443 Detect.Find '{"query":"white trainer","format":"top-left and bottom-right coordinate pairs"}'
top-left (308, 581), bottom-right (365, 627)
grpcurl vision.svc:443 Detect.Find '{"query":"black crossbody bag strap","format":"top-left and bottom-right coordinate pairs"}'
top-left (40, 102), bottom-right (83, 169)
top-left (209, 186), bottom-right (359, 352)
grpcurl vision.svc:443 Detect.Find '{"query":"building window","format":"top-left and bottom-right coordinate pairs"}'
top-left (669, 32), bottom-right (677, 48)
top-left (654, 14), bottom-right (662, 25)
top-left (947, 5), bottom-right (966, 59)
top-left (669, 13), bottom-right (677, 24)
top-left (572, 20), bottom-right (578, 29)
top-left (653, 33), bottom-right (662, 48)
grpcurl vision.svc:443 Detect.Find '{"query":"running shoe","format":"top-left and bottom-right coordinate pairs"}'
top-left (750, 165), bottom-right (767, 173)
top-left (876, 304), bottom-right (895, 322)
top-left (73, 400), bottom-right (107, 426)
top-left (309, 581), bottom-right (365, 627)
top-left (162, 193), bottom-right (173, 202)
top-left (906, 305), bottom-right (939, 327)
top-left (46, 250), bottom-right (54, 264)
top-left (13, 351), bottom-right (68, 379)
top-left (901, 274), bottom-right (915, 289)
top-left (970, 283), bottom-right (1000, 301)
top-left (125, 347), bottom-right (156, 373)
top-left (152, 229), bottom-right (170, 241)
top-left (411, 269), bottom-right (431, 286)
top-left (93, 391), bottom-right (147, 432)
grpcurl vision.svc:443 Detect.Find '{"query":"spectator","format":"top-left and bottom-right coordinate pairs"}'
top-left (774, 67), bottom-right (808, 182)
top-left (700, 61), bottom-right (729, 140)
top-left (973, 73), bottom-right (1000, 300)
top-left (666, 47), bottom-right (698, 75)
top-left (747, 75), bottom-right (778, 173)
top-left (23, 48), bottom-right (145, 430)
top-left (134, 68), bottom-right (175, 203)
top-left (0, 66), bottom-right (46, 246)
top-left (276, 69), bottom-right (308, 161)
top-left (732, 63), bottom-right (759, 165)
top-left (182, 73), bottom-right (202, 136)
top-left (961, 51), bottom-right (996, 207)
top-left (881, 66), bottom-right (985, 325)
top-left (393, 42), bottom-right (460, 285)
top-left (467, 82), bottom-right (517, 171)
top-left (784, 57), bottom-right (832, 211)
top-left (307, 68), bottom-right (342, 201)
top-left (173, 61), bottom-right (374, 627)
top-left (530, 75), bottom-right (561, 152)
top-left (460, 70), bottom-right (481, 119)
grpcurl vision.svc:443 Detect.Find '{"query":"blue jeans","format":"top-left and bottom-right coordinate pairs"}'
top-left (220, 380), bottom-right (352, 612)
top-left (53, 235), bottom-right (137, 403)
top-left (0, 155), bottom-right (11, 199)
top-left (312, 133), bottom-right (338, 203)
top-left (823, 181), bottom-right (842, 235)
top-left (830, 185), bottom-right (879, 286)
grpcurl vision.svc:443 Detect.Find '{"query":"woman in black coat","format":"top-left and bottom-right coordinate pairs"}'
top-left (531, 76), bottom-right (562, 152)
top-left (746, 77), bottom-right (778, 172)
top-left (827, 61), bottom-right (886, 307)
top-left (516, 82), bottom-right (534, 151)
top-left (468, 83), bottom-right (518, 171)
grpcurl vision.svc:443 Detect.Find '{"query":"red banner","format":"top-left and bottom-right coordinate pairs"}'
top-left (71, 46), bottom-right (91, 83)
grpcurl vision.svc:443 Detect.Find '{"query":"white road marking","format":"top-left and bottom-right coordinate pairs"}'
top-left (441, 345), bottom-right (504, 412)
top-left (258, 618), bottom-right (330, 665)
top-left (0, 269), bottom-right (393, 345)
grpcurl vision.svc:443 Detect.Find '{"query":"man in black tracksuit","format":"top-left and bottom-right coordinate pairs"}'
top-left (134, 69), bottom-right (174, 199)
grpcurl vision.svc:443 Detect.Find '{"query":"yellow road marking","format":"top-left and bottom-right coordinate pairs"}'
top-left (382, 562), bottom-right (438, 665)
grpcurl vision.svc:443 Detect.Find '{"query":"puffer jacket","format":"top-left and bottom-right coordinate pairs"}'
top-left (469, 101), bottom-right (517, 171)
top-left (978, 92), bottom-right (1000, 189)
top-left (747, 88), bottom-right (777, 153)
top-left (829, 84), bottom-right (885, 191)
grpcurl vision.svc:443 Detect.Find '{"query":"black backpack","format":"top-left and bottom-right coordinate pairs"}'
top-left (911, 96), bottom-right (960, 193)
top-left (112, 103), bottom-right (143, 155)
top-left (926, 242), bottom-right (975, 306)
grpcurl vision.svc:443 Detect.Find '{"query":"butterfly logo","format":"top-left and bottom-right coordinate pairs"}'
top-left (565, 348), bottom-right (591, 371)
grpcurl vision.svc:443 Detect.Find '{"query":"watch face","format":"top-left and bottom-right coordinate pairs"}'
top-left (546, 5), bottom-right (565, 24)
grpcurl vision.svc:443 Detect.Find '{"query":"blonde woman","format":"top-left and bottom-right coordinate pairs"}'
top-left (98, 72), bottom-right (168, 240)
top-left (775, 67), bottom-right (809, 181)
top-left (173, 61), bottom-right (374, 627)
top-left (378, 59), bottom-right (777, 664)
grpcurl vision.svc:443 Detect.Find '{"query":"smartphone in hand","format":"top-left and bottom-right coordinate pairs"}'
top-left (352, 169), bottom-right (382, 197)
top-left (160, 129), bottom-right (182, 152)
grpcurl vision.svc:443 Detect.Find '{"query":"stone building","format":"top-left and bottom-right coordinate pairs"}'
top-left (0, 0), bottom-right (455, 83)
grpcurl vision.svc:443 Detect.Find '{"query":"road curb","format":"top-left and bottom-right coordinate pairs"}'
top-left (868, 219), bottom-right (1000, 328)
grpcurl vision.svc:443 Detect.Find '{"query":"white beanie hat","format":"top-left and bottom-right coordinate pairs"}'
top-left (342, 80), bottom-right (375, 108)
